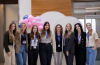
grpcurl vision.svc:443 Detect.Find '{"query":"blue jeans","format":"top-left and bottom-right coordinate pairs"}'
top-left (15, 45), bottom-right (27, 65)
top-left (86, 47), bottom-right (97, 65)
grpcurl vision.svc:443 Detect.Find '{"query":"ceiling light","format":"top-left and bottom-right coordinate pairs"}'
top-left (85, 10), bottom-right (99, 12)
top-left (86, 7), bottom-right (100, 9)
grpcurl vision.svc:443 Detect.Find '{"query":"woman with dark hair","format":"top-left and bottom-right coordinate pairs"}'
top-left (74, 23), bottom-right (86, 65)
top-left (52, 24), bottom-right (63, 65)
top-left (86, 23), bottom-right (99, 65)
top-left (28, 25), bottom-right (40, 65)
top-left (39, 22), bottom-right (53, 65)
top-left (3, 22), bottom-right (17, 65)
top-left (15, 23), bottom-right (28, 65)
top-left (63, 23), bottom-right (75, 65)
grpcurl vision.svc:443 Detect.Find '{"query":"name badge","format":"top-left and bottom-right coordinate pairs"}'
top-left (58, 44), bottom-right (60, 47)
top-left (33, 46), bottom-right (36, 49)
top-left (87, 43), bottom-right (89, 45)
top-left (23, 41), bottom-right (26, 44)
top-left (46, 41), bottom-right (48, 43)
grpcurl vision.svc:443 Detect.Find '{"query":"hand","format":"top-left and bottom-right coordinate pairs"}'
top-left (66, 51), bottom-right (69, 56)
top-left (7, 52), bottom-right (11, 57)
top-left (91, 48), bottom-right (96, 50)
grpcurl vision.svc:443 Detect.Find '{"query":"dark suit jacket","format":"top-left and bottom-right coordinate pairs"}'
top-left (75, 32), bottom-right (86, 52)
top-left (64, 32), bottom-right (75, 53)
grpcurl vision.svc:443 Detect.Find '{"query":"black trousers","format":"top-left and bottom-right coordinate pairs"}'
top-left (28, 48), bottom-right (38, 65)
top-left (39, 43), bottom-right (53, 65)
top-left (75, 45), bottom-right (86, 65)
top-left (63, 48), bottom-right (74, 65)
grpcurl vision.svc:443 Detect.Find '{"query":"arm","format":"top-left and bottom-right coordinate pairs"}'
top-left (92, 32), bottom-right (99, 50)
top-left (3, 31), bottom-right (10, 53)
top-left (66, 33), bottom-right (75, 52)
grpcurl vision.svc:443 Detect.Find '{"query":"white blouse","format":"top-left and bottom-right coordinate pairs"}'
top-left (31, 36), bottom-right (38, 48)
top-left (86, 31), bottom-right (99, 47)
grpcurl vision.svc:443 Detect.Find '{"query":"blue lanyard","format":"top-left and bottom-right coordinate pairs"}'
top-left (34, 35), bottom-right (36, 44)
top-left (78, 33), bottom-right (81, 42)
top-left (22, 32), bottom-right (26, 39)
top-left (57, 33), bottom-right (61, 43)
top-left (87, 33), bottom-right (90, 41)
top-left (65, 34), bottom-right (68, 39)
top-left (45, 32), bottom-right (48, 39)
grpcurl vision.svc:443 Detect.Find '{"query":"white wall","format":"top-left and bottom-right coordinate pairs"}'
top-left (5, 4), bottom-right (19, 31)
top-left (18, 0), bottom-right (31, 20)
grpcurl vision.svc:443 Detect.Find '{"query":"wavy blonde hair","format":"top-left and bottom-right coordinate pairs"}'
top-left (64, 23), bottom-right (72, 39)
top-left (86, 23), bottom-right (92, 36)
top-left (20, 23), bottom-right (27, 36)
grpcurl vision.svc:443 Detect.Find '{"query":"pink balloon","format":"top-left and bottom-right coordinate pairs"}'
top-left (36, 21), bottom-right (40, 26)
top-left (24, 19), bottom-right (28, 24)
top-left (38, 25), bottom-right (43, 31)
top-left (19, 19), bottom-right (24, 24)
top-left (39, 22), bottom-right (43, 26)
top-left (27, 22), bottom-right (32, 28)
top-left (28, 15), bottom-right (34, 22)
top-left (33, 17), bottom-right (37, 22)
top-left (32, 20), bottom-right (37, 26)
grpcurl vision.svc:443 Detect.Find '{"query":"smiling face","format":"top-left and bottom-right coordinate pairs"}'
top-left (11, 24), bottom-right (16, 31)
top-left (66, 24), bottom-right (71, 31)
top-left (33, 26), bottom-right (38, 34)
top-left (45, 23), bottom-right (49, 30)
top-left (56, 25), bottom-right (61, 32)
top-left (86, 23), bottom-right (92, 31)
top-left (21, 23), bottom-right (26, 31)
top-left (76, 24), bottom-right (81, 31)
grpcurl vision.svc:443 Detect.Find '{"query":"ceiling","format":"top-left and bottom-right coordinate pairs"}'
top-left (73, 2), bottom-right (100, 14)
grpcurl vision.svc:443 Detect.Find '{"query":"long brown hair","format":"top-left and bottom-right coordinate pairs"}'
top-left (41, 22), bottom-right (51, 38)
top-left (20, 23), bottom-right (27, 36)
top-left (54, 24), bottom-right (63, 34)
top-left (86, 23), bottom-right (92, 36)
top-left (30, 25), bottom-right (39, 40)
top-left (64, 23), bottom-right (72, 39)
top-left (9, 22), bottom-right (17, 44)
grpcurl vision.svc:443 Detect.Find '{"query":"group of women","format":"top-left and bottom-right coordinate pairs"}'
top-left (3, 21), bottom-right (99, 65)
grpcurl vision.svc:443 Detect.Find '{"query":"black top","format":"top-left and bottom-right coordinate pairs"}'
top-left (27, 33), bottom-right (40, 50)
top-left (21, 33), bottom-right (26, 45)
top-left (64, 32), bottom-right (75, 53)
top-left (3, 31), bottom-right (13, 53)
top-left (55, 33), bottom-right (62, 52)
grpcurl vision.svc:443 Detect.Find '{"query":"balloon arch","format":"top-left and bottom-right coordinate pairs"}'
top-left (18, 15), bottom-right (43, 31)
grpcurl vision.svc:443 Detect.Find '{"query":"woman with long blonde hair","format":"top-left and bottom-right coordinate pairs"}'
top-left (63, 23), bottom-right (75, 65)
top-left (52, 24), bottom-right (63, 65)
top-left (3, 22), bottom-right (17, 65)
top-left (15, 23), bottom-right (28, 65)
top-left (86, 23), bottom-right (99, 65)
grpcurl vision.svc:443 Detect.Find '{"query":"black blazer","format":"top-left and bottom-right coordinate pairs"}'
top-left (74, 32), bottom-right (86, 51)
top-left (27, 33), bottom-right (40, 50)
top-left (64, 32), bottom-right (75, 53)
top-left (3, 30), bottom-right (13, 53)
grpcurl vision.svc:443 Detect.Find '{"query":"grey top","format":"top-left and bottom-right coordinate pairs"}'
top-left (39, 31), bottom-right (52, 43)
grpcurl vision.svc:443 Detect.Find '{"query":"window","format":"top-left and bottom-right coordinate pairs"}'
top-left (78, 19), bottom-right (96, 32)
